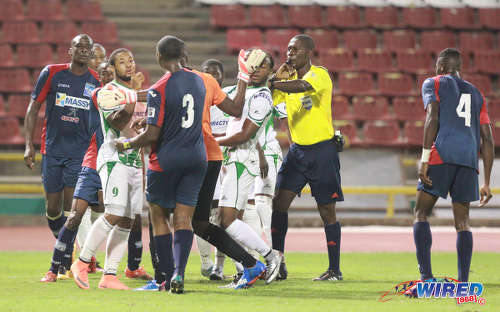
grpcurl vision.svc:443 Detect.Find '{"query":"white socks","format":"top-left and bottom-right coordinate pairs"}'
top-left (104, 226), bottom-right (131, 275)
top-left (76, 209), bottom-right (92, 249)
top-left (196, 235), bottom-right (213, 269)
top-left (90, 210), bottom-right (104, 224)
top-left (255, 195), bottom-right (272, 245)
top-left (225, 219), bottom-right (271, 257)
top-left (242, 204), bottom-right (262, 260)
top-left (79, 216), bottom-right (113, 262)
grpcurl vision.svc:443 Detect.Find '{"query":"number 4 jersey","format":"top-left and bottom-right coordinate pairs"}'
top-left (422, 74), bottom-right (490, 171)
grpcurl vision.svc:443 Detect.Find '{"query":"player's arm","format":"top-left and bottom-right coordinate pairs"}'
top-left (271, 79), bottom-right (313, 94)
top-left (256, 142), bottom-right (268, 179)
top-left (116, 123), bottom-right (161, 152)
top-left (23, 98), bottom-right (43, 169)
top-left (103, 88), bottom-right (137, 131)
top-left (217, 79), bottom-right (247, 118)
top-left (479, 122), bottom-right (494, 207)
top-left (216, 119), bottom-right (259, 147)
top-left (419, 100), bottom-right (439, 186)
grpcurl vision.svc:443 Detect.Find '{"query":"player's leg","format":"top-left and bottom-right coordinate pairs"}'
top-left (76, 209), bottom-right (92, 250)
top-left (42, 156), bottom-right (66, 238)
top-left (241, 200), bottom-right (262, 260)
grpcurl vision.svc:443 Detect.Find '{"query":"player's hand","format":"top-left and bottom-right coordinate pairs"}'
top-left (274, 62), bottom-right (295, 80)
top-left (132, 72), bottom-right (145, 91)
top-left (259, 158), bottom-right (269, 179)
top-left (479, 184), bottom-right (492, 207)
top-left (115, 137), bottom-right (127, 152)
top-left (237, 49), bottom-right (266, 82)
top-left (130, 117), bottom-right (146, 134)
top-left (418, 162), bottom-right (432, 186)
top-left (24, 143), bottom-right (35, 170)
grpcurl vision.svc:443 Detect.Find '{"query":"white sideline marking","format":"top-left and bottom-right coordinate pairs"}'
top-left (288, 226), bottom-right (500, 233)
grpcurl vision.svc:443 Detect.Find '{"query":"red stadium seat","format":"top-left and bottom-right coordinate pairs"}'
top-left (343, 30), bottom-right (378, 51)
top-left (459, 32), bottom-right (494, 54)
top-left (474, 51), bottom-right (500, 75)
top-left (478, 9), bottom-right (500, 29)
top-left (0, 97), bottom-right (6, 117)
top-left (332, 95), bottom-right (354, 120)
top-left (0, 69), bottom-right (32, 92)
top-left (305, 29), bottom-right (339, 51)
top-left (404, 121), bottom-right (424, 146)
top-left (2, 22), bottom-right (39, 43)
top-left (0, 0), bottom-right (24, 21)
top-left (227, 28), bottom-right (263, 53)
top-left (26, 0), bottom-right (63, 21)
top-left (393, 97), bottom-right (426, 122)
top-left (463, 74), bottom-right (494, 96)
top-left (383, 30), bottom-right (416, 52)
top-left (210, 5), bottom-right (248, 28)
top-left (365, 7), bottom-right (399, 29)
top-left (0, 116), bottom-right (24, 145)
top-left (320, 49), bottom-right (355, 72)
top-left (56, 44), bottom-right (71, 63)
top-left (334, 121), bottom-right (360, 146)
top-left (416, 72), bottom-right (435, 92)
top-left (288, 6), bottom-right (324, 28)
top-left (81, 22), bottom-right (119, 44)
top-left (66, 0), bottom-right (104, 22)
top-left (420, 31), bottom-right (457, 53)
top-left (402, 7), bottom-right (437, 29)
top-left (357, 49), bottom-right (393, 73)
top-left (364, 121), bottom-right (402, 146)
top-left (337, 72), bottom-right (376, 96)
top-left (379, 73), bottom-right (415, 96)
top-left (249, 5), bottom-right (287, 27)
top-left (460, 52), bottom-right (475, 74)
top-left (352, 96), bottom-right (392, 121)
top-left (41, 21), bottom-right (79, 44)
top-left (33, 115), bottom-right (46, 145)
top-left (440, 8), bottom-right (479, 29)
top-left (487, 98), bottom-right (500, 123)
top-left (326, 6), bottom-right (363, 28)
top-left (17, 44), bottom-right (54, 68)
top-left (265, 29), bottom-right (300, 53)
top-left (396, 50), bottom-right (433, 74)
top-left (0, 45), bottom-right (15, 68)
top-left (492, 123), bottom-right (500, 147)
top-left (7, 94), bottom-right (30, 118)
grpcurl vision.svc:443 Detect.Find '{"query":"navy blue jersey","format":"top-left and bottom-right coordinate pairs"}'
top-left (32, 64), bottom-right (101, 158)
top-left (422, 74), bottom-right (490, 170)
top-left (147, 68), bottom-right (207, 171)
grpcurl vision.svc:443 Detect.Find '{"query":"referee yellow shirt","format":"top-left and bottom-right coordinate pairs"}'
top-left (273, 65), bottom-right (334, 146)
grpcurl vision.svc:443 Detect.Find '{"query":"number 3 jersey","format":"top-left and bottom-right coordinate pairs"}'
top-left (422, 74), bottom-right (490, 171)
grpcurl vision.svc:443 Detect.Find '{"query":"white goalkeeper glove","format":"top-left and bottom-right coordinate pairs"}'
top-left (97, 86), bottom-right (137, 112)
top-left (237, 49), bottom-right (267, 83)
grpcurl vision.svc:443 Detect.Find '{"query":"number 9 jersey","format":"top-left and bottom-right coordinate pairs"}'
top-left (422, 74), bottom-right (490, 171)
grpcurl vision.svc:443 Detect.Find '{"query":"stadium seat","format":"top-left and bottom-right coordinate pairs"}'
top-left (7, 94), bottom-right (30, 118)
top-left (463, 74), bottom-right (494, 96)
top-left (343, 30), bottom-right (378, 51)
top-left (32, 68), bottom-right (42, 85)
top-left (265, 29), bottom-right (300, 53)
top-left (363, 121), bottom-right (402, 147)
top-left (403, 121), bottom-right (424, 146)
top-left (2, 22), bottom-right (39, 44)
top-left (475, 51), bottom-right (500, 75)
top-left (0, 69), bottom-right (32, 93)
top-left (402, 7), bottom-right (437, 29)
top-left (416, 72), bottom-right (435, 91)
top-left (56, 44), bottom-right (71, 63)
top-left (332, 95), bottom-right (354, 120)
top-left (352, 96), bottom-right (392, 121)
top-left (288, 5), bottom-right (324, 28)
top-left (478, 9), bottom-right (500, 29)
top-left (459, 32), bottom-right (494, 54)
top-left (357, 50), bottom-right (394, 73)
top-left (420, 31), bottom-right (457, 53)
top-left (0, 116), bottom-right (25, 145)
top-left (81, 22), bottom-right (119, 44)
top-left (333, 121), bottom-right (360, 146)
top-left (227, 28), bottom-right (263, 53)
top-left (210, 5), bottom-right (248, 28)
top-left (305, 29), bottom-right (339, 51)
top-left (337, 72), bottom-right (376, 96)
top-left (487, 98), bottom-right (500, 123)
top-left (0, 45), bottom-right (15, 68)
top-left (41, 21), bottom-right (79, 44)
top-left (0, 97), bottom-right (6, 117)
top-left (378, 73), bottom-right (415, 96)
top-left (326, 6), bottom-right (364, 28)
top-left (382, 30), bottom-right (416, 52)
top-left (364, 7), bottom-right (400, 28)
top-left (0, 0), bottom-right (24, 21)
top-left (26, 0), bottom-right (63, 21)
top-left (66, 0), bottom-right (104, 21)
top-left (396, 50), bottom-right (433, 74)
top-left (249, 5), bottom-right (287, 27)
top-left (320, 49), bottom-right (355, 72)
top-left (460, 53), bottom-right (475, 74)
top-left (440, 8), bottom-right (479, 29)
top-left (393, 97), bottom-right (426, 122)
top-left (17, 44), bottom-right (54, 68)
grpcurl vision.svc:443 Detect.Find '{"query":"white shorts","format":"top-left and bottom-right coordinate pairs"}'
top-left (219, 162), bottom-right (255, 211)
top-left (99, 162), bottom-right (143, 219)
top-left (252, 154), bottom-right (282, 198)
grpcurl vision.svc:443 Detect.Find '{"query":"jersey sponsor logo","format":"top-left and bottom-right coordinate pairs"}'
top-left (61, 115), bottom-right (80, 123)
top-left (147, 107), bottom-right (155, 118)
top-left (300, 96), bottom-right (313, 110)
top-left (57, 83), bottom-right (70, 88)
top-left (148, 90), bottom-right (157, 97)
top-left (211, 120), bottom-right (228, 127)
top-left (55, 93), bottom-right (90, 110)
top-left (83, 82), bottom-right (96, 98)
top-left (253, 91), bottom-right (272, 102)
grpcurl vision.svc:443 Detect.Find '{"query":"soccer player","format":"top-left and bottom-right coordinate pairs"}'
top-left (71, 48), bottom-right (145, 290)
top-left (88, 43), bottom-right (106, 71)
top-left (413, 48), bottom-right (494, 283)
top-left (24, 34), bottom-right (100, 275)
top-left (269, 34), bottom-right (344, 281)
top-left (216, 50), bottom-right (282, 288)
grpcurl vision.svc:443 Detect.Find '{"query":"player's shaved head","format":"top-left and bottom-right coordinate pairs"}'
top-left (109, 48), bottom-right (133, 66)
top-left (436, 48), bottom-right (461, 75)
top-left (71, 34), bottom-right (93, 47)
top-left (156, 35), bottom-right (185, 63)
top-left (291, 34), bottom-right (315, 52)
top-left (93, 43), bottom-right (106, 55)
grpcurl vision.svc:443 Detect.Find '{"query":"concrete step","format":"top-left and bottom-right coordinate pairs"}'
top-left (109, 16), bottom-right (209, 31)
top-left (102, 6), bottom-right (209, 18)
top-left (125, 39), bottom-right (227, 55)
top-left (98, 0), bottom-right (191, 10)
top-left (118, 29), bottom-right (225, 43)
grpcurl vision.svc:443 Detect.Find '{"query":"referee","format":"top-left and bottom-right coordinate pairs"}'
top-left (269, 34), bottom-right (343, 281)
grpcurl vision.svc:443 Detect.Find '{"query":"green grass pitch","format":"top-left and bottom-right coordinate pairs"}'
top-left (0, 251), bottom-right (498, 312)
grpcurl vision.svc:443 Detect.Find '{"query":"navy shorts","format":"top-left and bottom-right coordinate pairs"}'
top-left (276, 139), bottom-right (343, 205)
top-left (193, 161), bottom-right (221, 222)
top-left (146, 161), bottom-right (208, 209)
top-left (41, 155), bottom-right (83, 193)
top-left (417, 163), bottom-right (479, 203)
top-left (73, 166), bottom-right (102, 206)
